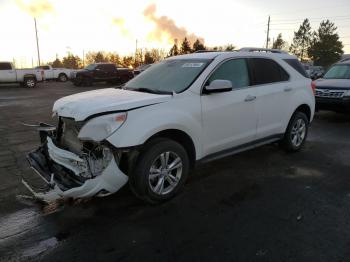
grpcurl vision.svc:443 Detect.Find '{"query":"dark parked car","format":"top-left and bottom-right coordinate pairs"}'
top-left (71, 63), bottom-right (134, 86)
top-left (314, 61), bottom-right (350, 112)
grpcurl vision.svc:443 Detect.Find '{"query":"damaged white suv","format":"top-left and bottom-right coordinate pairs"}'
top-left (25, 48), bottom-right (315, 203)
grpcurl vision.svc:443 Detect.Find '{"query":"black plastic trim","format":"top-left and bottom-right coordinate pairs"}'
top-left (199, 134), bottom-right (284, 164)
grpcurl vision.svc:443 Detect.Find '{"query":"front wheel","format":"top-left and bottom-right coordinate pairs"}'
top-left (280, 111), bottom-right (309, 152)
top-left (23, 77), bottom-right (36, 88)
top-left (129, 138), bottom-right (190, 203)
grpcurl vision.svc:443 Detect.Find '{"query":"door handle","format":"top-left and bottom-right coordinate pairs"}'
top-left (284, 87), bottom-right (292, 92)
top-left (244, 95), bottom-right (256, 102)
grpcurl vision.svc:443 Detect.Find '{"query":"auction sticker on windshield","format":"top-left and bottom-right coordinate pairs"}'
top-left (182, 63), bottom-right (204, 68)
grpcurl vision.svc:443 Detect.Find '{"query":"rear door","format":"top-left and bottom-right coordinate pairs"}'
top-left (0, 62), bottom-right (16, 82)
top-left (248, 58), bottom-right (291, 139)
top-left (94, 64), bottom-right (113, 80)
top-left (41, 66), bottom-right (53, 80)
top-left (104, 64), bottom-right (117, 80)
top-left (201, 58), bottom-right (258, 156)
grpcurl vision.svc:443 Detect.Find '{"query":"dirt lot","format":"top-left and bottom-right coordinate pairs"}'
top-left (0, 81), bottom-right (350, 262)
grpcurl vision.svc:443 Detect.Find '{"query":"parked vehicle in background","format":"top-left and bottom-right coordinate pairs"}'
top-left (314, 60), bottom-right (350, 112)
top-left (134, 64), bottom-right (152, 76)
top-left (25, 48), bottom-right (314, 204)
top-left (310, 66), bottom-right (325, 80)
top-left (35, 65), bottom-right (73, 82)
top-left (303, 64), bottom-right (311, 77)
top-left (70, 63), bottom-right (134, 87)
top-left (0, 62), bottom-right (43, 88)
top-left (340, 54), bottom-right (350, 63)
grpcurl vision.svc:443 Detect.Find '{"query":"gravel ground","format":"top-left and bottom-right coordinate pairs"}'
top-left (0, 81), bottom-right (350, 262)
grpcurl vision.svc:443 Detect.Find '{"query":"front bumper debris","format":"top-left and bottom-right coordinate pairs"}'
top-left (23, 137), bottom-right (128, 202)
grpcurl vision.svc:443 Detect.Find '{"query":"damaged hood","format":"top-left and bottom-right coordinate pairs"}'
top-left (53, 88), bottom-right (171, 121)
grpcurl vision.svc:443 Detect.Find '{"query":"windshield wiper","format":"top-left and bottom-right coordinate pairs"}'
top-left (125, 87), bottom-right (172, 95)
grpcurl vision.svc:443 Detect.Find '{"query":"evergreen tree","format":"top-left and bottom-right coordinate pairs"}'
top-left (225, 44), bottom-right (235, 51)
top-left (51, 58), bottom-right (63, 68)
top-left (308, 20), bottom-right (344, 67)
top-left (169, 39), bottom-right (179, 57)
top-left (180, 38), bottom-right (192, 54)
top-left (62, 54), bottom-right (82, 69)
top-left (290, 19), bottom-right (312, 61)
top-left (272, 33), bottom-right (286, 50)
top-left (192, 39), bottom-right (206, 52)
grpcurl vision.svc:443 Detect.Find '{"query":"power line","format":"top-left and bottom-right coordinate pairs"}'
top-left (272, 15), bottom-right (350, 23)
top-left (270, 3), bottom-right (350, 16)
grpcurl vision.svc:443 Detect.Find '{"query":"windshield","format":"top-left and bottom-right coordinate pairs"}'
top-left (124, 59), bottom-right (211, 93)
top-left (324, 64), bottom-right (350, 79)
top-left (85, 64), bottom-right (97, 71)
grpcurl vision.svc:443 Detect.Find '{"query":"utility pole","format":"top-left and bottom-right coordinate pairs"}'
top-left (266, 16), bottom-right (270, 49)
top-left (34, 18), bottom-right (41, 66)
top-left (135, 39), bottom-right (138, 65)
top-left (82, 50), bottom-right (85, 68)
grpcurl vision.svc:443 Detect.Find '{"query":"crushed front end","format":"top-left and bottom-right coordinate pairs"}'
top-left (23, 117), bottom-right (129, 202)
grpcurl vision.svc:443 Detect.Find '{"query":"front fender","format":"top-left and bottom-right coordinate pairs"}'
top-left (106, 96), bottom-right (203, 159)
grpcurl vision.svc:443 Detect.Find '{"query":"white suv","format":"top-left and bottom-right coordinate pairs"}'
top-left (25, 48), bottom-right (315, 203)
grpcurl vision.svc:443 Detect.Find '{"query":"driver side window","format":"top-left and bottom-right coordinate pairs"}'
top-left (208, 59), bottom-right (249, 89)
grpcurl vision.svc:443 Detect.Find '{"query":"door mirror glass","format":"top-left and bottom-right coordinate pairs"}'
top-left (205, 79), bottom-right (233, 93)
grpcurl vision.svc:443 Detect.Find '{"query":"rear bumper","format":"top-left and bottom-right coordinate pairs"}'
top-left (24, 137), bottom-right (128, 202)
top-left (316, 97), bottom-right (350, 112)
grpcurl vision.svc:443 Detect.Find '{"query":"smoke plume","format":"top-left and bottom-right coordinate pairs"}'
top-left (143, 3), bottom-right (204, 44)
top-left (16, 0), bottom-right (54, 18)
top-left (112, 18), bottom-right (131, 38)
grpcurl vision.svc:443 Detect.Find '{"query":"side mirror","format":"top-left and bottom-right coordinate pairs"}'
top-left (205, 79), bottom-right (233, 94)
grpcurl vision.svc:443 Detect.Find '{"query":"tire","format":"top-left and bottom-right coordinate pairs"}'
top-left (82, 77), bottom-right (93, 87)
top-left (280, 111), bottom-right (309, 152)
top-left (23, 77), bottom-right (36, 88)
top-left (58, 73), bottom-right (68, 82)
top-left (129, 138), bottom-right (190, 204)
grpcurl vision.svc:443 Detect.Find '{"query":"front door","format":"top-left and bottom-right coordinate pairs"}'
top-left (201, 58), bottom-right (258, 156)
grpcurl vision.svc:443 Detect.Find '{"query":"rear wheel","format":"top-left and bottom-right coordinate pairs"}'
top-left (58, 73), bottom-right (68, 82)
top-left (129, 138), bottom-right (190, 203)
top-left (281, 111), bottom-right (309, 152)
top-left (23, 77), bottom-right (36, 88)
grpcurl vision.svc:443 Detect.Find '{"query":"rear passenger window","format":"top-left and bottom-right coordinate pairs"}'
top-left (283, 59), bottom-right (309, 78)
top-left (249, 58), bottom-right (289, 85)
top-left (0, 63), bottom-right (12, 70)
top-left (208, 59), bottom-right (249, 89)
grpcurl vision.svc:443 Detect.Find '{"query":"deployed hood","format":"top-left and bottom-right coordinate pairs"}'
top-left (53, 88), bottom-right (171, 121)
top-left (315, 78), bottom-right (350, 89)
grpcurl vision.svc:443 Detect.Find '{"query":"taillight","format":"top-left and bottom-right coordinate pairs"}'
top-left (311, 81), bottom-right (316, 95)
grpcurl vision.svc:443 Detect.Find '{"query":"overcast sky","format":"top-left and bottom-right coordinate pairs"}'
top-left (1, 0), bottom-right (349, 67)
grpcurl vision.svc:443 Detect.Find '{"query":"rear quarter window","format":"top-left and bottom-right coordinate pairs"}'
top-left (283, 59), bottom-right (309, 78)
top-left (249, 58), bottom-right (289, 85)
top-left (0, 63), bottom-right (12, 70)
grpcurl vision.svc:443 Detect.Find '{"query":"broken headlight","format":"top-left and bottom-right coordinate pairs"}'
top-left (78, 112), bottom-right (127, 142)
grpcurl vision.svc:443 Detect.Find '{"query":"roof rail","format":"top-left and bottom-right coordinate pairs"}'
top-left (238, 47), bottom-right (288, 54)
top-left (194, 50), bottom-right (218, 53)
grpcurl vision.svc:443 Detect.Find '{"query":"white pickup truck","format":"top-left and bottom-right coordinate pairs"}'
top-left (35, 65), bottom-right (73, 82)
top-left (0, 62), bottom-right (44, 88)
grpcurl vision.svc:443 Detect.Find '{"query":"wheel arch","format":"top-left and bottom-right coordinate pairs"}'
top-left (145, 129), bottom-right (196, 169)
top-left (294, 104), bottom-right (311, 122)
top-left (23, 74), bottom-right (37, 81)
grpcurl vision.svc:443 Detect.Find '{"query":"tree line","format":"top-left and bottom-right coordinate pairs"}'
top-left (50, 19), bottom-right (345, 70)
top-left (49, 38), bottom-right (235, 69)
top-left (272, 19), bottom-right (344, 67)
